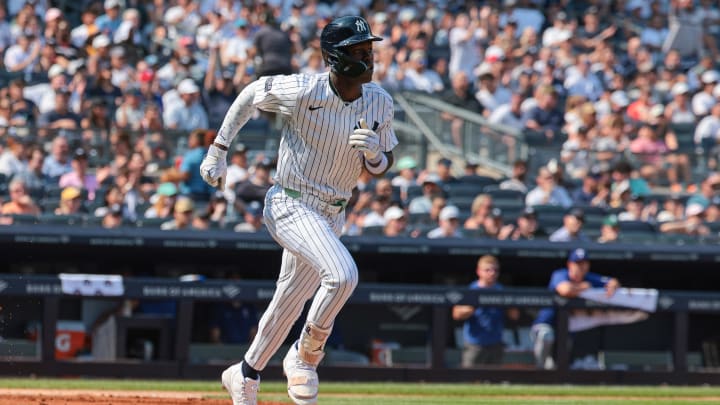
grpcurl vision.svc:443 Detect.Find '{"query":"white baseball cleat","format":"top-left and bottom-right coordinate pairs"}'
top-left (283, 342), bottom-right (320, 405)
top-left (221, 362), bottom-right (260, 405)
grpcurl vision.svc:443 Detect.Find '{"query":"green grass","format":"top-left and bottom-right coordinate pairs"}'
top-left (1, 378), bottom-right (720, 404)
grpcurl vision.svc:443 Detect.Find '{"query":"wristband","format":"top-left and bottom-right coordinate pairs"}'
top-left (364, 153), bottom-right (388, 175)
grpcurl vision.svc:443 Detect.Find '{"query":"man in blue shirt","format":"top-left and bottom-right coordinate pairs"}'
top-left (531, 248), bottom-right (620, 369)
top-left (452, 255), bottom-right (518, 367)
top-left (179, 129), bottom-right (212, 200)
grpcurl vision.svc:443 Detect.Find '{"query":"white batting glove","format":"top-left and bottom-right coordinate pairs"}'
top-left (349, 119), bottom-right (381, 160)
top-left (200, 144), bottom-right (227, 190)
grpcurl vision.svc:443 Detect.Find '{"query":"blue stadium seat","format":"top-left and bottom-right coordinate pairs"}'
top-left (362, 225), bottom-right (385, 236)
top-left (618, 221), bottom-right (657, 234)
top-left (39, 214), bottom-right (85, 226)
top-left (135, 217), bottom-right (167, 228)
top-left (444, 183), bottom-right (484, 199)
top-left (456, 175), bottom-right (498, 188)
top-left (9, 214), bottom-right (39, 225)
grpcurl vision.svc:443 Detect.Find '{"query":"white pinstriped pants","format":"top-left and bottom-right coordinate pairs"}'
top-left (244, 185), bottom-right (358, 370)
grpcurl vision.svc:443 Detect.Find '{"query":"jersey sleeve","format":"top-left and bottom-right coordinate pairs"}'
top-left (585, 272), bottom-right (612, 288)
top-left (375, 91), bottom-right (399, 153)
top-left (252, 74), bottom-right (304, 116)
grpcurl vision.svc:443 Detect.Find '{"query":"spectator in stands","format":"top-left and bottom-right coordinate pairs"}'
top-left (436, 158), bottom-right (457, 184)
top-left (42, 136), bottom-right (72, 181)
top-left (115, 87), bottom-right (145, 130)
top-left (234, 201), bottom-right (265, 233)
top-left (704, 196), bottom-right (720, 223)
top-left (94, 185), bottom-right (125, 217)
top-left (253, 11), bottom-right (293, 77)
top-left (549, 208), bottom-right (590, 243)
top-left (391, 156), bottom-right (418, 203)
top-left (452, 255), bottom-right (518, 367)
top-left (441, 70), bottom-right (483, 147)
top-left (96, 0), bottom-right (122, 37)
top-left (427, 205), bottom-right (463, 239)
top-left (531, 248), bottom-right (620, 370)
top-left (163, 79), bottom-right (208, 131)
top-left (507, 206), bottom-right (545, 241)
top-left (609, 161), bottom-right (651, 203)
top-left (85, 61), bottom-right (122, 109)
top-left (402, 49), bottom-right (444, 94)
top-left (59, 149), bottom-right (101, 201)
top-left (7, 78), bottom-right (38, 127)
top-left (359, 195), bottom-right (392, 230)
top-left (209, 299), bottom-right (259, 344)
top-left (489, 92), bottom-right (525, 131)
top-left (692, 70), bottom-right (719, 117)
top-left (564, 55), bottom-right (604, 102)
top-left (0, 135), bottom-right (28, 179)
top-left (630, 124), bottom-right (670, 182)
top-left (525, 166), bottom-right (572, 208)
top-left (37, 88), bottom-right (82, 130)
top-left (55, 186), bottom-right (87, 215)
top-left (101, 203), bottom-right (123, 229)
top-left (483, 208), bottom-right (513, 240)
top-left (409, 174), bottom-right (443, 214)
top-left (176, 129), bottom-right (211, 201)
top-left (524, 85), bottom-right (562, 142)
top-left (597, 214), bottom-right (620, 244)
top-left (572, 170), bottom-right (605, 207)
top-left (235, 159), bottom-right (273, 209)
top-left (161, 196), bottom-right (195, 230)
top-left (224, 143), bottom-right (250, 200)
top-left (1, 179), bottom-right (41, 216)
top-left (448, 12), bottom-right (482, 83)
top-left (657, 194), bottom-right (686, 223)
top-left (464, 194), bottom-right (493, 231)
top-left (499, 160), bottom-right (528, 193)
top-left (660, 202), bottom-right (710, 236)
top-left (694, 103), bottom-right (720, 168)
top-left (145, 182), bottom-right (179, 219)
top-left (81, 98), bottom-right (112, 132)
top-left (618, 194), bottom-right (657, 222)
top-left (382, 206), bottom-right (412, 238)
top-left (4, 30), bottom-right (40, 74)
top-left (475, 69), bottom-right (511, 114)
top-left (14, 146), bottom-right (46, 192)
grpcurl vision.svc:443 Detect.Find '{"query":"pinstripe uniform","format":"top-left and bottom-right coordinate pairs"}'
top-left (236, 72), bottom-right (398, 370)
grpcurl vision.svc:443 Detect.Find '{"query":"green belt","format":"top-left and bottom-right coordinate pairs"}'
top-left (284, 188), bottom-right (347, 208)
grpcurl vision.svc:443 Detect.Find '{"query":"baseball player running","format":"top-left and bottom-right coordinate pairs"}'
top-left (200, 16), bottom-right (397, 405)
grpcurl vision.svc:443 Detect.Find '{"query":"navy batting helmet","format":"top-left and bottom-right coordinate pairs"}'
top-left (321, 16), bottom-right (382, 77)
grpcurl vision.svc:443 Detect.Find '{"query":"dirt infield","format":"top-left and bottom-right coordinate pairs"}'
top-left (0, 389), bottom-right (286, 405)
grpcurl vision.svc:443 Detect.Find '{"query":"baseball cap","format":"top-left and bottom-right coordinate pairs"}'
top-left (45, 7), bottom-right (62, 23)
top-left (603, 214), bottom-right (619, 227)
top-left (174, 197), bottom-right (195, 213)
top-left (235, 18), bottom-right (248, 28)
top-left (686, 203), bottom-right (705, 217)
top-left (671, 82), bottom-right (690, 96)
top-left (139, 70), bottom-right (155, 83)
top-left (702, 70), bottom-right (720, 84)
top-left (567, 207), bottom-right (585, 222)
top-left (73, 148), bottom-right (88, 160)
top-left (245, 201), bottom-right (263, 217)
top-left (610, 91), bottom-right (630, 108)
top-left (233, 143), bottom-right (248, 154)
top-left (489, 207), bottom-right (503, 219)
top-left (568, 248), bottom-right (589, 263)
top-left (177, 79), bottom-right (200, 94)
top-left (92, 34), bottom-right (111, 49)
top-left (439, 205), bottom-right (460, 221)
top-left (61, 187), bottom-right (82, 201)
top-left (396, 156), bottom-right (417, 170)
top-left (423, 173), bottom-right (441, 185)
top-left (520, 206), bottom-right (536, 218)
top-left (383, 206), bottom-right (406, 221)
top-left (104, 0), bottom-right (120, 8)
top-left (157, 182), bottom-right (178, 197)
top-left (437, 157), bottom-right (452, 167)
top-left (48, 64), bottom-right (65, 79)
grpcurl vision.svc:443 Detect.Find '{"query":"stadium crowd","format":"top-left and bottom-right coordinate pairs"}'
top-left (0, 0), bottom-right (719, 244)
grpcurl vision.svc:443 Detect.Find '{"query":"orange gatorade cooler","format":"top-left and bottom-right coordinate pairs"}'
top-left (55, 321), bottom-right (86, 359)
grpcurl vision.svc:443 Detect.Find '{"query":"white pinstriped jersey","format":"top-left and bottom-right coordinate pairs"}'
top-left (251, 72), bottom-right (398, 202)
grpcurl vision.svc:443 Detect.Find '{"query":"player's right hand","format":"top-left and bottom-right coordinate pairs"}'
top-left (200, 144), bottom-right (227, 190)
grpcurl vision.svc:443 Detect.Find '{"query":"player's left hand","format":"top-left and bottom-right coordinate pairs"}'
top-left (349, 118), bottom-right (381, 160)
